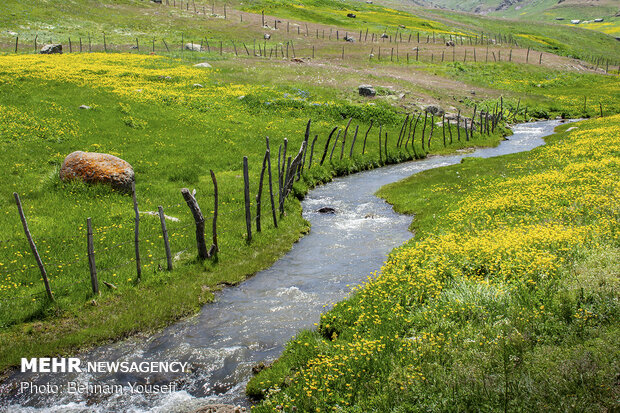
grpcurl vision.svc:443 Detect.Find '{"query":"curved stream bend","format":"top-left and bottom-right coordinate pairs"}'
top-left (0, 120), bottom-right (567, 413)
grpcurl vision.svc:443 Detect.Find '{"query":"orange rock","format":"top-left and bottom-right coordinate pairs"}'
top-left (59, 151), bottom-right (134, 193)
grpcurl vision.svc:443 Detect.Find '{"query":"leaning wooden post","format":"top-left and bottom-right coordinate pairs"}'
top-left (86, 218), bottom-right (99, 295)
top-left (14, 192), bottom-right (53, 301)
top-left (329, 129), bottom-right (341, 162)
top-left (320, 127), bottom-right (337, 165)
top-left (340, 118), bottom-right (352, 160)
top-left (299, 119), bottom-right (311, 179)
top-left (378, 125), bottom-right (383, 163)
top-left (209, 169), bottom-right (220, 256)
top-left (265, 138), bottom-right (278, 228)
top-left (349, 125), bottom-right (359, 157)
top-left (456, 110), bottom-right (461, 141)
top-left (256, 150), bottom-right (268, 232)
top-left (421, 113), bottom-right (427, 151)
top-left (308, 135), bottom-right (318, 168)
top-left (181, 188), bottom-right (209, 259)
top-left (243, 156), bottom-right (252, 242)
top-left (442, 114), bottom-right (446, 147)
top-left (362, 120), bottom-right (373, 155)
top-left (131, 182), bottom-right (142, 281)
top-left (157, 206), bottom-right (173, 271)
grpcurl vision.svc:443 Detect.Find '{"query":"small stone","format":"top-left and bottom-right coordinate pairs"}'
top-left (317, 207), bottom-right (336, 214)
top-left (347, 13), bottom-right (356, 18)
top-left (193, 83), bottom-right (204, 88)
top-left (358, 85), bottom-right (376, 97)
top-left (184, 43), bottom-right (202, 52)
top-left (79, 105), bottom-right (92, 110)
top-left (264, 33), bottom-right (271, 40)
top-left (194, 62), bottom-right (212, 68)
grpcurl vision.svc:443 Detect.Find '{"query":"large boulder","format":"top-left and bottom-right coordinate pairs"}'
top-left (358, 85), bottom-right (376, 97)
top-left (40, 44), bottom-right (62, 54)
top-left (194, 62), bottom-right (212, 68)
top-left (60, 151), bottom-right (135, 193)
top-left (185, 43), bottom-right (202, 52)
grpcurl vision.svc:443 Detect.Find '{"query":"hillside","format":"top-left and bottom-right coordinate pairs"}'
top-left (387, 0), bottom-right (620, 35)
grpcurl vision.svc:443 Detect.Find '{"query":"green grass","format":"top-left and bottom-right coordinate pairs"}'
top-left (429, 61), bottom-right (620, 118)
top-left (412, 8), bottom-right (620, 63)
top-left (0, 0), bottom-right (619, 389)
top-left (248, 115), bottom-right (620, 411)
top-left (242, 0), bottom-right (453, 34)
top-left (0, 51), bottom-right (517, 371)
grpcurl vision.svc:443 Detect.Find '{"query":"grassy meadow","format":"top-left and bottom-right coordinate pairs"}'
top-left (248, 114), bottom-right (620, 412)
top-left (0, 51), bottom-right (519, 370)
top-left (0, 1), bottom-right (618, 409)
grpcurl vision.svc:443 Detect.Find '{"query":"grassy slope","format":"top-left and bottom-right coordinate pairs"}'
top-left (428, 62), bottom-right (620, 118)
top-left (249, 115), bottom-right (620, 411)
top-left (391, 0), bottom-right (620, 35)
top-left (418, 8), bottom-right (620, 62)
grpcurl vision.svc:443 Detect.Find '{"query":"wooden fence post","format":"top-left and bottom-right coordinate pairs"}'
top-left (256, 150), bottom-right (268, 232)
top-left (210, 170), bottom-right (219, 254)
top-left (281, 142), bottom-right (306, 203)
top-left (362, 120), bottom-right (373, 155)
top-left (442, 114), bottom-right (446, 147)
top-left (309, 135), bottom-right (318, 168)
top-left (456, 110), bottom-right (461, 141)
top-left (320, 127), bottom-right (338, 165)
top-left (349, 125), bottom-right (359, 157)
top-left (421, 113), bottom-right (427, 151)
top-left (14, 192), bottom-right (53, 301)
top-left (329, 129), bottom-right (341, 162)
top-left (265, 138), bottom-right (278, 228)
top-left (131, 182), bottom-right (142, 281)
top-left (340, 118), bottom-right (352, 160)
top-left (157, 206), bottom-right (173, 271)
top-left (279, 138), bottom-right (288, 212)
top-left (378, 125), bottom-right (383, 163)
top-left (299, 119), bottom-right (311, 179)
top-left (243, 156), bottom-right (252, 242)
top-left (86, 218), bottom-right (99, 294)
top-left (181, 188), bottom-right (209, 259)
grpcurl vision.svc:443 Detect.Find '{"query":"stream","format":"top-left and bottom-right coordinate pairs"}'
top-left (0, 120), bottom-right (567, 412)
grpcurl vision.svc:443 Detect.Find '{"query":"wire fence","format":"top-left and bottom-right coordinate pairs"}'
top-left (1, 0), bottom-right (616, 73)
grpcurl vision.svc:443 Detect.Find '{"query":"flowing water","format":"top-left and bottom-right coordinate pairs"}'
top-left (0, 120), bottom-right (568, 412)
